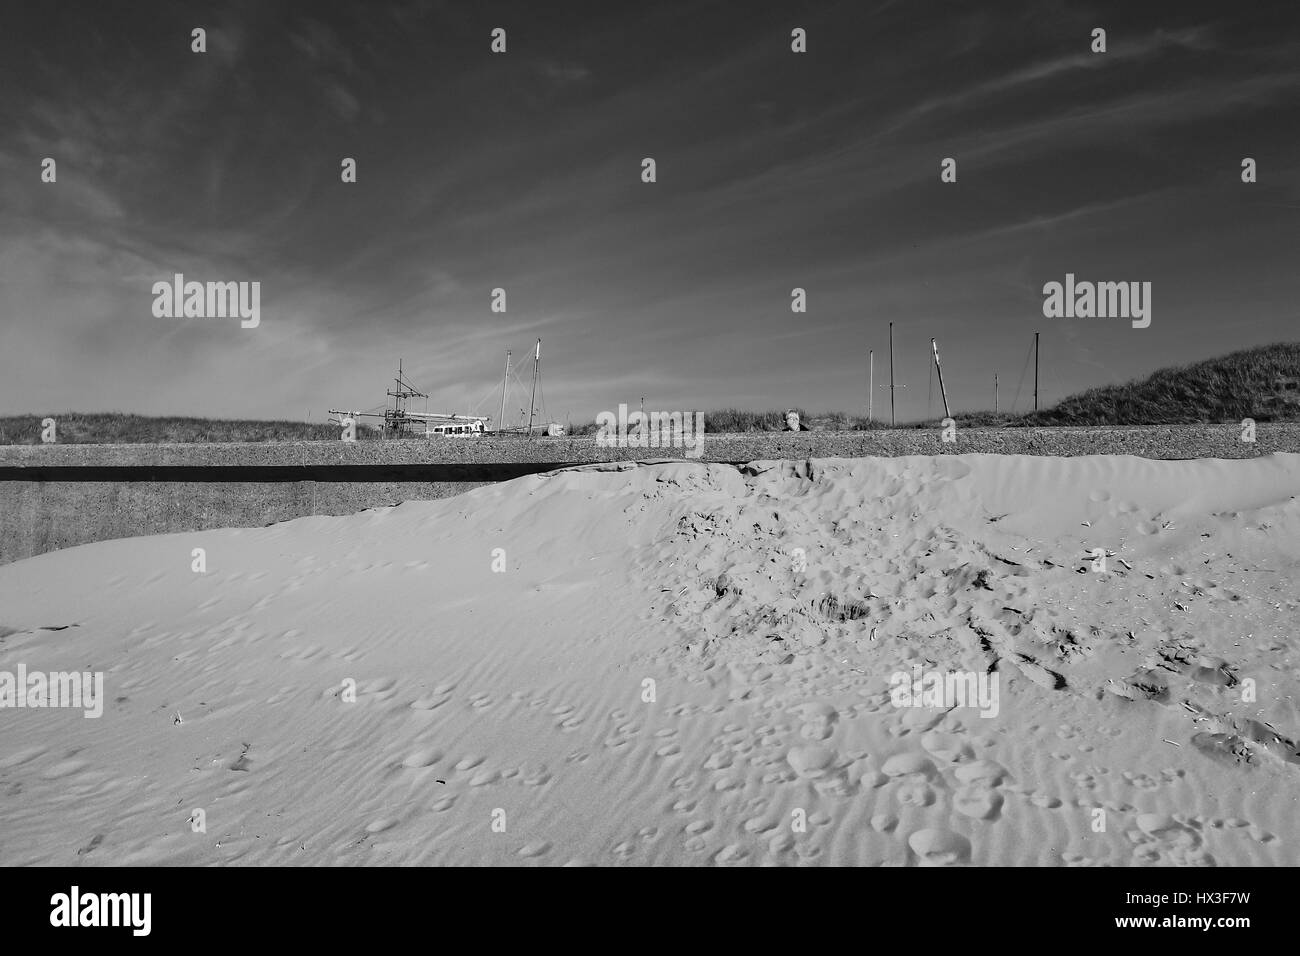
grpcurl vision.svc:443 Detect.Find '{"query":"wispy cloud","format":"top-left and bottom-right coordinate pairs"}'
top-left (0, 1), bottom-right (1296, 421)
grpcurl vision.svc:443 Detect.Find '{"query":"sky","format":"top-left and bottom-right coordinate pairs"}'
top-left (1, 0), bottom-right (1297, 426)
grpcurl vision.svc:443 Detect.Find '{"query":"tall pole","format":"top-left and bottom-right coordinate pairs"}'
top-left (994, 372), bottom-right (999, 414)
top-left (526, 338), bottom-right (540, 436)
top-left (889, 323), bottom-right (896, 427)
top-left (931, 337), bottom-right (950, 419)
top-left (868, 350), bottom-right (874, 423)
top-left (1033, 331), bottom-right (1039, 413)
top-left (498, 350), bottom-right (511, 435)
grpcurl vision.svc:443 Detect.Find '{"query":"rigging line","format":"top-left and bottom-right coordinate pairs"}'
top-left (536, 374), bottom-right (548, 424)
top-left (397, 366), bottom-right (431, 399)
top-left (510, 368), bottom-right (532, 407)
top-left (514, 365), bottom-right (544, 420)
top-left (468, 379), bottom-right (503, 416)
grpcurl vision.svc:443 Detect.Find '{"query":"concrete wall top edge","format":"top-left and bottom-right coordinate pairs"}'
top-left (0, 424), bottom-right (1296, 467)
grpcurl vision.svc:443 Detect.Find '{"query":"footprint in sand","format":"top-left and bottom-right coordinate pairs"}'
top-left (1128, 814), bottom-right (1213, 866)
top-left (401, 748), bottom-right (443, 768)
top-left (703, 749), bottom-right (734, 770)
top-left (895, 780), bottom-right (937, 807)
top-left (604, 720), bottom-right (640, 749)
top-left (551, 704), bottom-right (583, 730)
top-left (857, 767), bottom-right (889, 789)
top-left (786, 745), bottom-right (837, 778)
top-left (792, 701), bottom-right (839, 740)
top-left (881, 752), bottom-right (938, 780)
top-left (920, 731), bottom-right (974, 764)
top-left (714, 844), bottom-right (749, 865)
top-left (954, 760), bottom-right (1009, 786)
top-left (1069, 770), bottom-right (1102, 791)
top-left (871, 813), bottom-right (899, 833)
top-left (953, 785), bottom-right (1004, 820)
top-left (908, 828), bottom-right (972, 866)
top-left (356, 677), bottom-right (399, 702)
top-left (409, 692), bottom-right (450, 711)
top-left (521, 767), bottom-right (551, 787)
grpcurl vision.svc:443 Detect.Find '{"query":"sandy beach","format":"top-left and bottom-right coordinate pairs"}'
top-left (1, 453), bottom-right (1297, 866)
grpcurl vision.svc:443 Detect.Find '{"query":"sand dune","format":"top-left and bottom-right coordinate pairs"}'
top-left (1, 453), bottom-right (1297, 866)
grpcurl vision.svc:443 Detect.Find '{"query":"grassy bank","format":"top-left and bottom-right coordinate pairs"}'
top-left (4, 343), bottom-right (1297, 443)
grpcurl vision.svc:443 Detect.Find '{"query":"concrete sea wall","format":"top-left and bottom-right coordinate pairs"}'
top-left (2, 424), bottom-right (1296, 566)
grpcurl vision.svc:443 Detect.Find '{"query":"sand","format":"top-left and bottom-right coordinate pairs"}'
top-left (0, 453), bottom-right (1297, 866)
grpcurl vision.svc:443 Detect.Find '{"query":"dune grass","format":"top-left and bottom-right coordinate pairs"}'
top-left (572, 342), bottom-right (1300, 432)
top-left (1013, 342), bottom-right (1300, 426)
top-left (0, 412), bottom-right (380, 445)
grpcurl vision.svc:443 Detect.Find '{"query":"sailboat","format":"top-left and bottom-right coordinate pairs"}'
top-left (493, 339), bottom-right (564, 436)
top-left (327, 340), bottom-right (563, 438)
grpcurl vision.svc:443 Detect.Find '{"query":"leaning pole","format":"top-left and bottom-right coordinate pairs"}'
top-left (931, 337), bottom-right (951, 419)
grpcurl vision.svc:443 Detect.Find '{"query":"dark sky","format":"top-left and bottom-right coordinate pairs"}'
top-left (2, 0), bottom-right (1297, 424)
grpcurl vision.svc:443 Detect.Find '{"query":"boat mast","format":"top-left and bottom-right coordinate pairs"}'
top-left (498, 350), bottom-right (511, 435)
top-left (1034, 331), bottom-right (1040, 412)
top-left (526, 338), bottom-right (540, 436)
